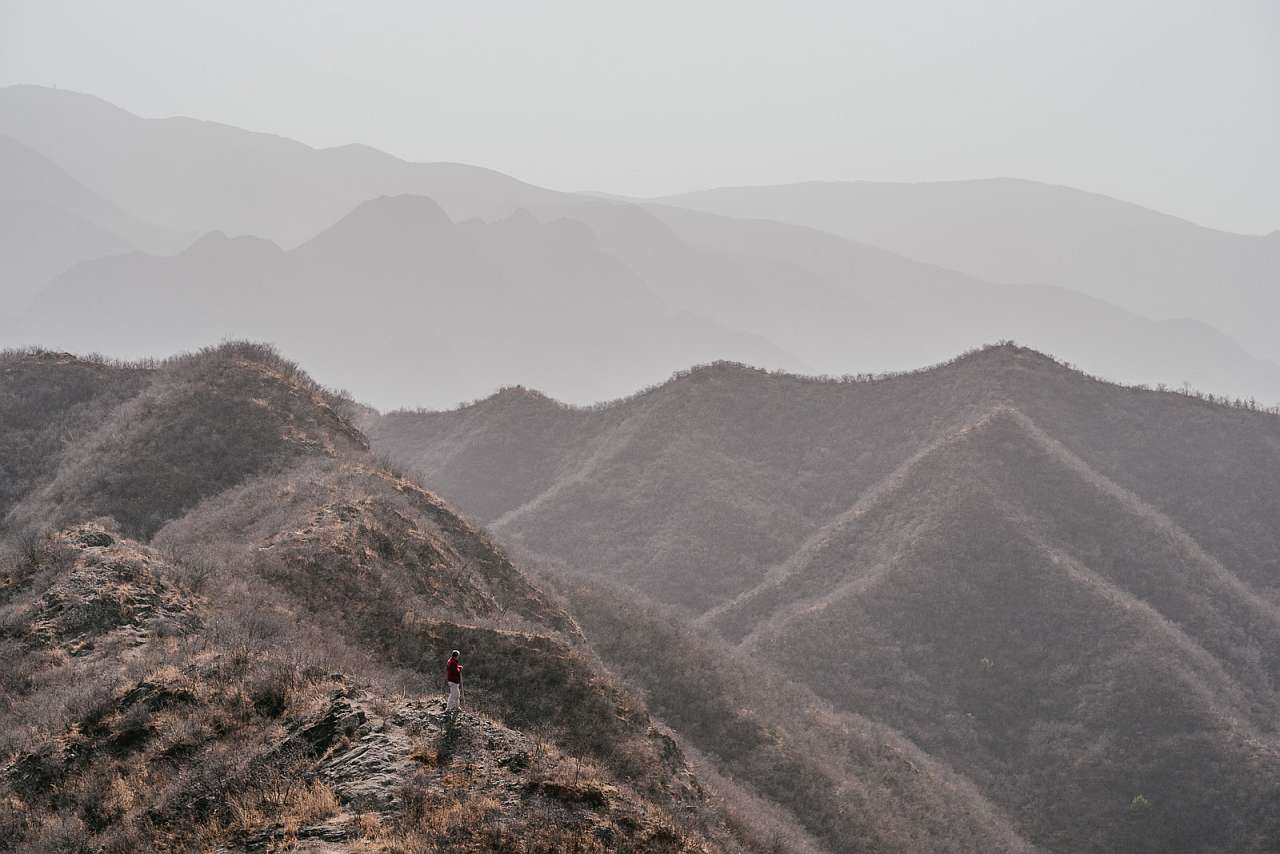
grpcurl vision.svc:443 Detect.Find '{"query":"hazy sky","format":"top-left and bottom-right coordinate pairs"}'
top-left (3, 1), bottom-right (1277, 233)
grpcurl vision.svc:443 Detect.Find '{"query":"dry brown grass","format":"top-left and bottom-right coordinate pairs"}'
top-left (226, 779), bottom-right (342, 835)
top-left (0, 347), bottom-right (729, 854)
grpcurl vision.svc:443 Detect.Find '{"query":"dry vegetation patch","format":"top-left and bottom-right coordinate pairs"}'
top-left (4, 525), bottom-right (201, 658)
top-left (0, 344), bottom-right (742, 852)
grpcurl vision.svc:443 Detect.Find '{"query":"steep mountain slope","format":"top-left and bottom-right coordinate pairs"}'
top-left (368, 344), bottom-right (1280, 852)
top-left (0, 350), bottom-right (152, 521)
top-left (556, 575), bottom-right (1037, 854)
top-left (658, 179), bottom-right (1280, 363)
top-left (7, 85), bottom-right (1278, 405)
top-left (716, 407), bottom-right (1280, 852)
top-left (0, 86), bottom-right (567, 248)
top-left (16, 196), bottom-right (791, 408)
top-left (0, 135), bottom-right (181, 255)
top-left (0, 137), bottom-right (140, 307)
top-left (0, 200), bottom-right (133, 308)
top-left (0, 344), bottom-right (731, 852)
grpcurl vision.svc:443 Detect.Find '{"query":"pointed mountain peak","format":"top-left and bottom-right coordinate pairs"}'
top-left (501, 207), bottom-right (538, 227)
top-left (341, 193), bottom-right (453, 230)
top-left (947, 341), bottom-right (1072, 374)
top-left (293, 194), bottom-right (457, 262)
top-left (180, 230), bottom-right (283, 260)
top-left (453, 384), bottom-right (569, 415)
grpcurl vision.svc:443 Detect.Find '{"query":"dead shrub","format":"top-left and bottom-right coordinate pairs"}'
top-left (17, 810), bottom-right (91, 854)
top-left (248, 669), bottom-right (293, 718)
top-left (0, 795), bottom-right (32, 840)
top-left (156, 715), bottom-right (213, 760)
top-left (108, 703), bottom-right (153, 754)
top-left (80, 768), bottom-right (137, 830)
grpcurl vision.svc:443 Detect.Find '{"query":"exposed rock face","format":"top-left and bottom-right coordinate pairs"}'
top-left (5, 524), bottom-right (200, 657)
top-left (273, 687), bottom-right (709, 851)
top-left (3, 667), bottom-right (717, 853)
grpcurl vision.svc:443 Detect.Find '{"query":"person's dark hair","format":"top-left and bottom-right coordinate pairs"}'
top-left (450, 650), bottom-right (460, 658)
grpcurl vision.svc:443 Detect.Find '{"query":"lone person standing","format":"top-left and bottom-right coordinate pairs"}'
top-left (446, 650), bottom-right (463, 713)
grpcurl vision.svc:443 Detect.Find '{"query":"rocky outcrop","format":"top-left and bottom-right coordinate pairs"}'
top-left (4, 667), bottom-right (717, 853)
top-left (256, 686), bottom-right (714, 852)
top-left (4, 524), bottom-right (200, 657)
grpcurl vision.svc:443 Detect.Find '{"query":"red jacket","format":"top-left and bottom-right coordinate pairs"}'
top-left (447, 658), bottom-right (462, 684)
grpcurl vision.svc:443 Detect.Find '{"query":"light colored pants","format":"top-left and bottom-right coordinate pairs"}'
top-left (447, 682), bottom-right (461, 711)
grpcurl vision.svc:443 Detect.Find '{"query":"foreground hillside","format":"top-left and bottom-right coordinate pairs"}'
top-left (369, 344), bottom-right (1280, 853)
top-left (0, 344), bottom-right (731, 852)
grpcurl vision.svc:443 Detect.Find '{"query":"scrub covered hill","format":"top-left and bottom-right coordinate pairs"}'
top-left (367, 344), bottom-right (1280, 853)
top-left (0, 344), bottom-right (732, 853)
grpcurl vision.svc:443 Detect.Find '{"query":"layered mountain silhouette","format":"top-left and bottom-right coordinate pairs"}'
top-left (5, 54), bottom-right (1278, 854)
top-left (0, 85), bottom-right (563, 247)
top-left (0, 135), bottom-right (179, 252)
top-left (4, 84), bottom-right (1279, 407)
top-left (658, 179), bottom-right (1280, 364)
top-left (612, 202), bottom-right (1280, 404)
top-left (17, 196), bottom-right (791, 408)
top-left (0, 136), bottom-right (171, 306)
top-left (368, 344), bottom-right (1280, 853)
top-left (0, 198), bottom-right (131, 307)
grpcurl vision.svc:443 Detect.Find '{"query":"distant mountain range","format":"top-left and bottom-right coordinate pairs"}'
top-left (2, 84), bottom-right (1278, 407)
top-left (18, 194), bottom-right (789, 407)
top-left (0, 84), bottom-right (564, 247)
top-left (658, 179), bottom-right (1280, 364)
top-left (367, 343), bottom-right (1280, 854)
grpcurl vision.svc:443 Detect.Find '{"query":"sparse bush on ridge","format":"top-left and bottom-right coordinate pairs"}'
top-left (3, 340), bottom-right (369, 540)
top-left (382, 340), bottom-right (1280, 418)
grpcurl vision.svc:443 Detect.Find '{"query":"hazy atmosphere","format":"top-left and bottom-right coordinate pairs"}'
top-left (3, 4), bottom-right (1280, 853)
top-left (4, 1), bottom-right (1277, 233)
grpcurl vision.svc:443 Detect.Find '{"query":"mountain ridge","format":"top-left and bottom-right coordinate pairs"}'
top-left (0, 342), bottom-right (749, 852)
top-left (368, 342), bottom-right (1280, 852)
top-left (662, 176), bottom-right (1265, 238)
top-left (16, 195), bottom-right (796, 409)
top-left (7, 83), bottom-right (1279, 407)
top-left (656, 178), bottom-right (1280, 364)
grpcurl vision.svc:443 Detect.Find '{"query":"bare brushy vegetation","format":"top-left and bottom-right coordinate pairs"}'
top-left (2, 341), bottom-right (363, 540)
top-left (387, 341), bottom-right (1280, 417)
top-left (0, 530), bottom-right (719, 852)
top-left (370, 338), bottom-right (1280, 853)
top-left (553, 575), bottom-right (1035, 854)
top-left (0, 344), bottom-right (732, 852)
